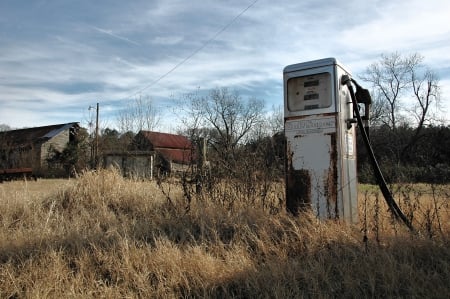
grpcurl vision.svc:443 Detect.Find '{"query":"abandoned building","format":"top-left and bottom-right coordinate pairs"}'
top-left (0, 122), bottom-right (80, 178)
top-left (103, 130), bottom-right (195, 178)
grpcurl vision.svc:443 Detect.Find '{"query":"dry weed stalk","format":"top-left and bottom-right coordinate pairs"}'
top-left (0, 169), bottom-right (448, 298)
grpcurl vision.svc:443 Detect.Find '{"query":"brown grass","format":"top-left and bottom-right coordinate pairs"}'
top-left (0, 168), bottom-right (449, 298)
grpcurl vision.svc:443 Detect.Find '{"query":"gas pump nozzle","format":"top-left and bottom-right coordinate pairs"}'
top-left (341, 75), bottom-right (372, 138)
top-left (353, 80), bottom-right (372, 138)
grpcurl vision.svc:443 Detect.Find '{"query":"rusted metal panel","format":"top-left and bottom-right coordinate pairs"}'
top-left (156, 148), bottom-right (193, 164)
top-left (285, 114), bottom-right (338, 219)
top-left (138, 131), bottom-right (192, 149)
top-left (1, 167), bottom-right (33, 174)
top-left (134, 131), bottom-right (195, 165)
top-left (286, 167), bottom-right (311, 215)
top-left (0, 167), bottom-right (35, 182)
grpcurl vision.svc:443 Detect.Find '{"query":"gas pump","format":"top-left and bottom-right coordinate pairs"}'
top-left (284, 58), bottom-right (358, 223)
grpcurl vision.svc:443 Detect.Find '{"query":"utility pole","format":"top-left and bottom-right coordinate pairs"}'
top-left (95, 102), bottom-right (99, 168)
top-left (89, 103), bottom-right (100, 169)
top-left (196, 137), bottom-right (206, 194)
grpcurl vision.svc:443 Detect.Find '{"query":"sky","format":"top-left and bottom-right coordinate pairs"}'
top-left (1, 0), bottom-right (450, 132)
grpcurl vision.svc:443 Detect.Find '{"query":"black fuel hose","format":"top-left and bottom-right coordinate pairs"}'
top-left (344, 78), bottom-right (414, 232)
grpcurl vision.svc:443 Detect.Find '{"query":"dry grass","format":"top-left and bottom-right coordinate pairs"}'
top-left (359, 183), bottom-right (450, 241)
top-left (0, 168), bottom-right (449, 298)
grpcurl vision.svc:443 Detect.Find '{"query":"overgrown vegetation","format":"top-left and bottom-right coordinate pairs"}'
top-left (46, 128), bottom-right (90, 176)
top-left (358, 124), bottom-right (450, 183)
top-left (0, 169), bottom-right (449, 298)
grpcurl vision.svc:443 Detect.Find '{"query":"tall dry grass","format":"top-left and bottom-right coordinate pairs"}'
top-left (0, 168), bottom-right (449, 298)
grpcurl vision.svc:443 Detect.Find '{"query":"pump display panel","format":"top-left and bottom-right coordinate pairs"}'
top-left (287, 72), bottom-right (332, 111)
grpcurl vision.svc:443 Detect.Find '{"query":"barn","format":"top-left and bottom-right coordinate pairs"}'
top-left (103, 131), bottom-right (195, 178)
top-left (0, 122), bottom-right (80, 178)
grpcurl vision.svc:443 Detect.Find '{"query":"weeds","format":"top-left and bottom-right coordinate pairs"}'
top-left (0, 168), bottom-right (449, 298)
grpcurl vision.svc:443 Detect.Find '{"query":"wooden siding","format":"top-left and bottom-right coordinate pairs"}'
top-left (39, 128), bottom-right (71, 176)
top-left (104, 152), bottom-right (155, 179)
top-left (0, 123), bottom-right (79, 177)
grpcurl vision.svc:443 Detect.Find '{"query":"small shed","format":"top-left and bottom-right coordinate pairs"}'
top-left (133, 131), bottom-right (195, 174)
top-left (103, 131), bottom-right (195, 179)
top-left (103, 150), bottom-right (156, 179)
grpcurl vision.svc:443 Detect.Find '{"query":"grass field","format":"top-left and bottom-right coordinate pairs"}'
top-left (1, 169), bottom-right (449, 298)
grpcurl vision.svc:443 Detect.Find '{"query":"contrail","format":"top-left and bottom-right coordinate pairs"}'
top-left (91, 26), bottom-right (140, 46)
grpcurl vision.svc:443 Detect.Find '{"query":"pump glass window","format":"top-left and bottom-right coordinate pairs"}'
top-left (287, 72), bottom-right (332, 111)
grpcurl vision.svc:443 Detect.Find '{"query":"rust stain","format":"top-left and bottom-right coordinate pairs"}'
top-left (324, 132), bottom-right (338, 218)
top-left (286, 169), bottom-right (311, 216)
top-left (286, 140), bottom-right (311, 216)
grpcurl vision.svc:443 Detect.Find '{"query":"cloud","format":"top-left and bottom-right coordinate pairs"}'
top-left (339, 1), bottom-right (450, 55)
top-left (1, 0), bottom-right (449, 128)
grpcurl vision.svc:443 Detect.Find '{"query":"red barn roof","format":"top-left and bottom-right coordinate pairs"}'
top-left (136, 131), bottom-right (194, 164)
top-left (157, 148), bottom-right (193, 164)
top-left (139, 131), bottom-right (192, 149)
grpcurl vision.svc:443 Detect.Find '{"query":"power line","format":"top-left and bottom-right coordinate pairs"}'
top-left (129, 0), bottom-right (260, 98)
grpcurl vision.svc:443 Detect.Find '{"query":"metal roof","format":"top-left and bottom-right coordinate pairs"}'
top-left (42, 123), bottom-right (76, 138)
top-left (0, 123), bottom-right (79, 147)
top-left (136, 131), bottom-right (194, 164)
top-left (157, 148), bottom-right (194, 164)
top-left (139, 131), bottom-right (192, 149)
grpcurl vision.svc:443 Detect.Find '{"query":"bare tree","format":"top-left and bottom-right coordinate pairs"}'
top-left (360, 52), bottom-right (440, 131)
top-left (359, 52), bottom-right (441, 163)
top-left (409, 66), bottom-right (440, 134)
top-left (117, 95), bottom-right (160, 133)
top-left (267, 104), bottom-right (284, 135)
top-left (360, 53), bottom-right (411, 130)
top-left (179, 87), bottom-right (265, 166)
top-left (178, 89), bottom-right (205, 141)
top-left (245, 104), bottom-right (284, 146)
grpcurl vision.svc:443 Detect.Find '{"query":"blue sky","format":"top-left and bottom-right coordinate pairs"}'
top-left (1, 0), bottom-right (449, 132)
